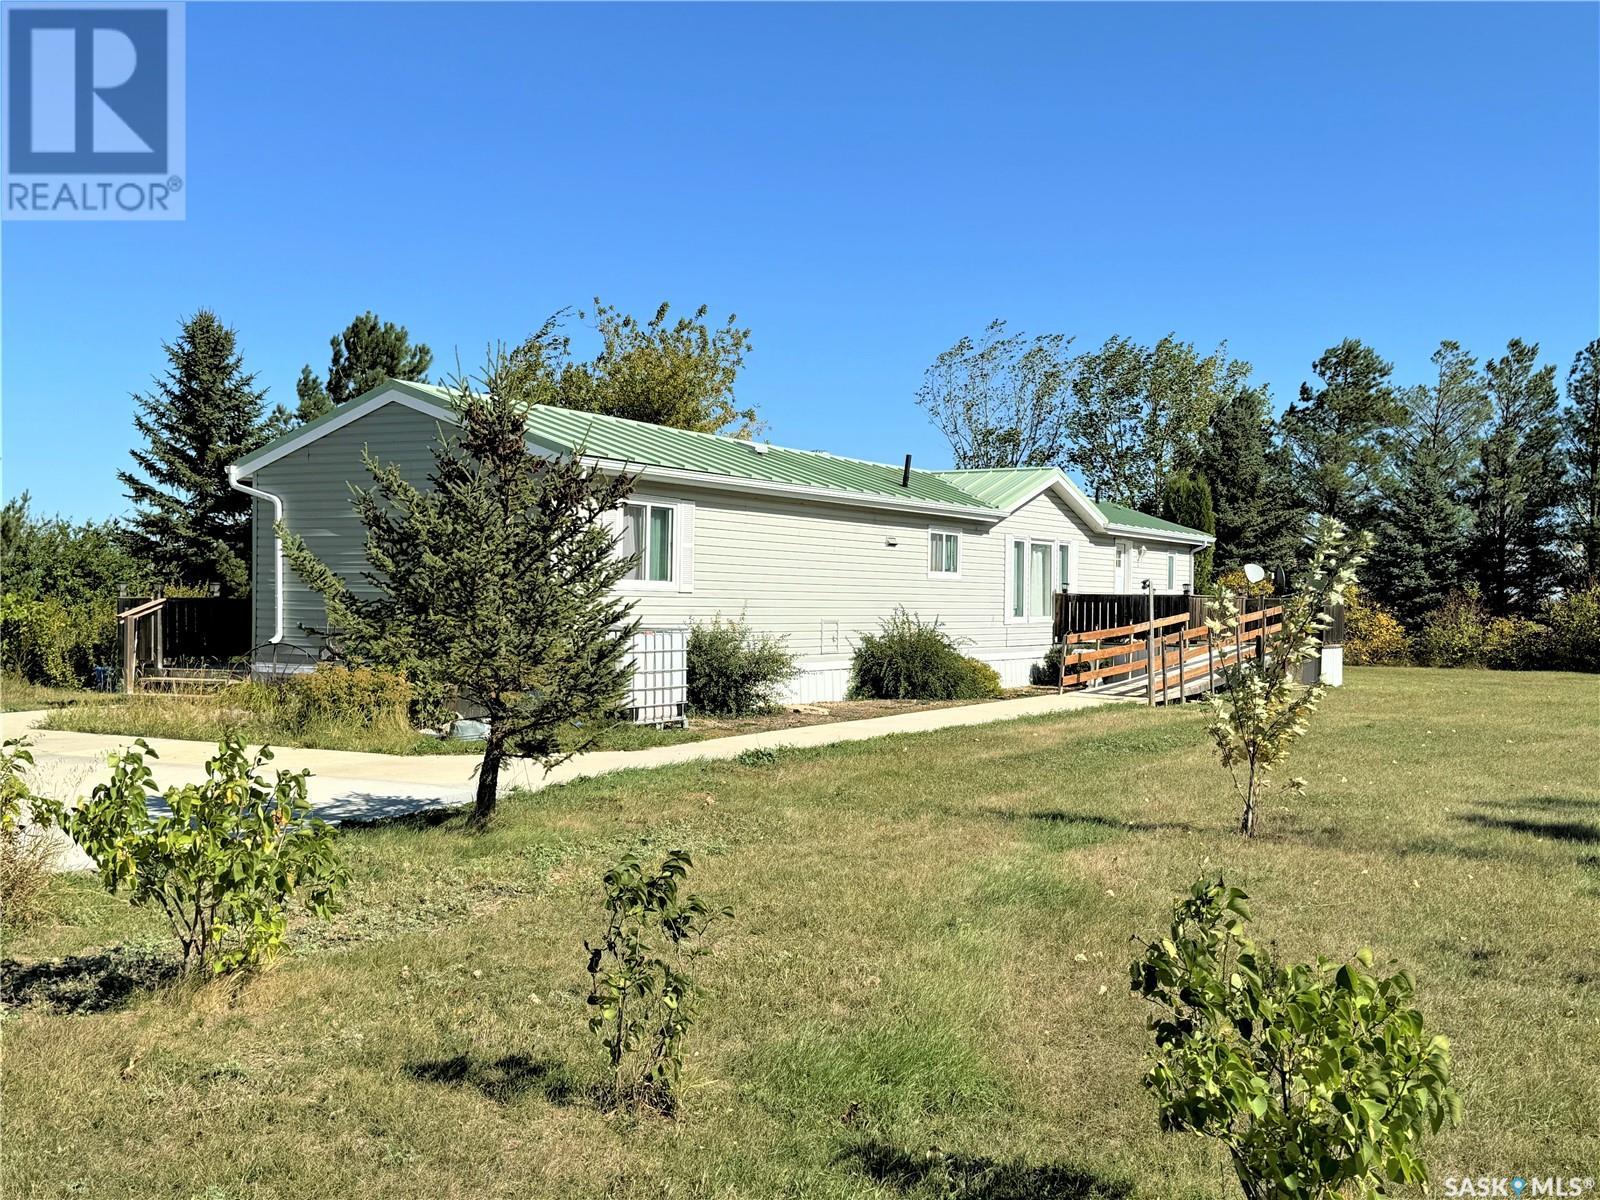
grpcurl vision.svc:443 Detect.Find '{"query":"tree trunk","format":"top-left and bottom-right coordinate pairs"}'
top-left (471, 738), bottom-right (504, 827)
top-left (1239, 757), bottom-right (1260, 837)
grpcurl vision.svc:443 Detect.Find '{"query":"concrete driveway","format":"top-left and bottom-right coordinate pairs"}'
top-left (4, 689), bottom-right (1129, 867)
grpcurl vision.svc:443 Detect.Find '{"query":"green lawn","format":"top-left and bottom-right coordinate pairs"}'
top-left (4, 667), bottom-right (1598, 1199)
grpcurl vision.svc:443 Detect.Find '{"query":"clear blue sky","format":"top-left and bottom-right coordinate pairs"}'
top-left (4, 1), bottom-right (1597, 521)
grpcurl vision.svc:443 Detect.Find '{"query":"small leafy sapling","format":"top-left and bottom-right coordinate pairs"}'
top-left (1130, 878), bottom-right (1460, 1200)
top-left (583, 849), bottom-right (730, 1111)
top-left (1207, 517), bottom-right (1370, 836)
top-left (32, 737), bottom-right (346, 973)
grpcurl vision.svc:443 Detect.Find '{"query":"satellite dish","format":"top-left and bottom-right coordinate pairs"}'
top-left (1242, 563), bottom-right (1267, 585)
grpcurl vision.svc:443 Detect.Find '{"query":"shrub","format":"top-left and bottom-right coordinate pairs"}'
top-left (217, 665), bottom-right (414, 734)
top-left (1131, 878), bottom-right (1460, 1200)
top-left (32, 737), bottom-right (345, 973)
top-left (584, 849), bottom-right (730, 1111)
top-left (1413, 588), bottom-right (1490, 668)
top-left (0, 738), bottom-right (57, 931)
top-left (1543, 584), bottom-right (1600, 672)
top-left (1343, 587), bottom-right (1410, 666)
top-left (851, 608), bottom-right (998, 701)
top-left (0, 593), bottom-right (118, 687)
top-left (1030, 643), bottom-right (1064, 686)
top-left (1213, 568), bottom-right (1275, 598)
top-left (1482, 615), bottom-right (1547, 670)
top-left (686, 616), bottom-right (799, 716)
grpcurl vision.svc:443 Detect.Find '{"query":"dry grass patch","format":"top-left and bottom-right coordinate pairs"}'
top-left (2, 668), bottom-right (1597, 1199)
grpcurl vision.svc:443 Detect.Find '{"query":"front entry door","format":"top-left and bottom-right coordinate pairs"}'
top-left (1113, 541), bottom-right (1130, 591)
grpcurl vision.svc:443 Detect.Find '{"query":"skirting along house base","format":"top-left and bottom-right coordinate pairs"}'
top-left (227, 380), bottom-right (1216, 704)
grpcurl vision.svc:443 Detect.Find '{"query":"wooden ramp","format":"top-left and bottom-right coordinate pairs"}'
top-left (1055, 603), bottom-right (1285, 705)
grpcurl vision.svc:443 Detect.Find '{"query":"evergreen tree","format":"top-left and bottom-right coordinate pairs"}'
top-left (1199, 385), bottom-right (1305, 575)
top-left (1280, 339), bottom-right (1404, 524)
top-left (1367, 341), bottom-right (1487, 626)
top-left (1159, 471), bottom-right (1216, 592)
top-left (1469, 339), bottom-right (1565, 614)
top-left (118, 310), bottom-right (277, 596)
top-left (1561, 339), bottom-right (1600, 585)
top-left (297, 311), bottom-right (432, 421)
top-left (282, 360), bottom-right (639, 827)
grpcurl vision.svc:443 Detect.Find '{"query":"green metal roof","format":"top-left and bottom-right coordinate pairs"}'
top-left (929, 467), bottom-right (1059, 510)
top-left (234, 379), bottom-right (1207, 537)
top-left (518, 402), bottom-right (991, 510)
top-left (934, 467), bottom-right (1210, 538)
top-left (1094, 500), bottom-right (1209, 537)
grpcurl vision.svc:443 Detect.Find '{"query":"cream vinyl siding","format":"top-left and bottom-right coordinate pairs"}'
top-left (248, 401), bottom-right (448, 653)
top-left (244, 398), bottom-right (1202, 694)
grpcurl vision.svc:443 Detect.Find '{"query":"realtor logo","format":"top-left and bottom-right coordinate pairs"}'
top-left (3, 1), bottom-right (185, 219)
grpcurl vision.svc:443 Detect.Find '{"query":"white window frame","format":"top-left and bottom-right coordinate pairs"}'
top-left (927, 527), bottom-right (962, 579)
top-left (616, 498), bottom-right (694, 594)
top-left (1166, 551), bottom-right (1176, 591)
top-left (1005, 536), bottom-right (1076, 625)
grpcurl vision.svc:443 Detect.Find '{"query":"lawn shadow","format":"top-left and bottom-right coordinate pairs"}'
top-left (838, 1140), bottom-right (1132, 1199)
top-left (1, 948), bottom-right (180, 1014)
top-left (336, 806), bottom-right (466, 833)
top-left (990, 809), bottom-right (1197, 836)
top-left (403, 1052), bottom-right (579, 1106)
top-left (1457, 812), bottom-right (1600, 844)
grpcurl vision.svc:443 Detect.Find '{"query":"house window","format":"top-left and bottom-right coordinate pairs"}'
top-left (1009, 538), bottom-right (1068, 622)
top-left (1166, 553), bottom-right (1175, 590)
top-left (623, 502), bottom-right (673, 582)
top-left (1011, 541), bottom-right (1026, 618)
top-left (929, 530), bottom-right (960, 576)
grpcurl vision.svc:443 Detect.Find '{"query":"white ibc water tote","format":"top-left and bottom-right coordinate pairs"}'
top-left (624, 627), bottom-right (689, 726)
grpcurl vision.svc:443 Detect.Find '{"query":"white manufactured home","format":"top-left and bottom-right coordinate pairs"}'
top-left (227, 380), bottom-right (1214, 701)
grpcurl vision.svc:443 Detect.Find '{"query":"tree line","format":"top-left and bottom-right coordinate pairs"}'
top-left (917, 323), bottom-right (1600, 622)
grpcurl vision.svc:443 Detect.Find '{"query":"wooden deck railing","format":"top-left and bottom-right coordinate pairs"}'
top-left (1055, 598), bottom-right (1287, 704)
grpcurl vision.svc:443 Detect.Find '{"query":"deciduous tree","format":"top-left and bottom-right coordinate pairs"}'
top-left (915, 319), bottom-right (1073, 468)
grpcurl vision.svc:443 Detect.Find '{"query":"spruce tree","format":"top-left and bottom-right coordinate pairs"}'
top-left (282, 361), bottom-right (639, 826)
top-left (1561, 339), bottom-right (1600, 585)
top-left (1199, 385), bottom-right (1305, 575)
top-left (1367, 341), bottom-right (1487, 626)
top-left (1159, 471), bottom-right (1216, 592)
top-left (1280, 339), bottom-right (1405, 524)
top-left (296, 311), bottom-right (432, 421)
top-left (118, 310), bottom-right (276, 596)
top-left (1469, 339), bottom-right (1564, 614)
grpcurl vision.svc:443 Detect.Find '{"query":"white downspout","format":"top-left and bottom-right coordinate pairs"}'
top-left (226, 465), bottom-right (284, 644)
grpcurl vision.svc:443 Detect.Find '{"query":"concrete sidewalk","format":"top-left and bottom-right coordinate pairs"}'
top-left (4, 689), bottom-right (1128, 832)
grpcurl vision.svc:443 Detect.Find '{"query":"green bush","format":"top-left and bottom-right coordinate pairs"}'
top-left (1132, 878), bottom-right (1459, 1200)
top-left (1343, 587), bottom-right (1410, 666)
top-left (1482, 615), bottom-right (1546, 670)
top-left (1413, 589), bottom-right (1489, 668)
top-left (1543, 584), bottom-right (1600, 672)
top-left (850, 608), bottom-right (999, 701)
top-left (32, 737), bottom-right (345, 973)
top-left (0, 593), bottom-right (117, 687)
top-left (686, 616), bottom-right (799, 717)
